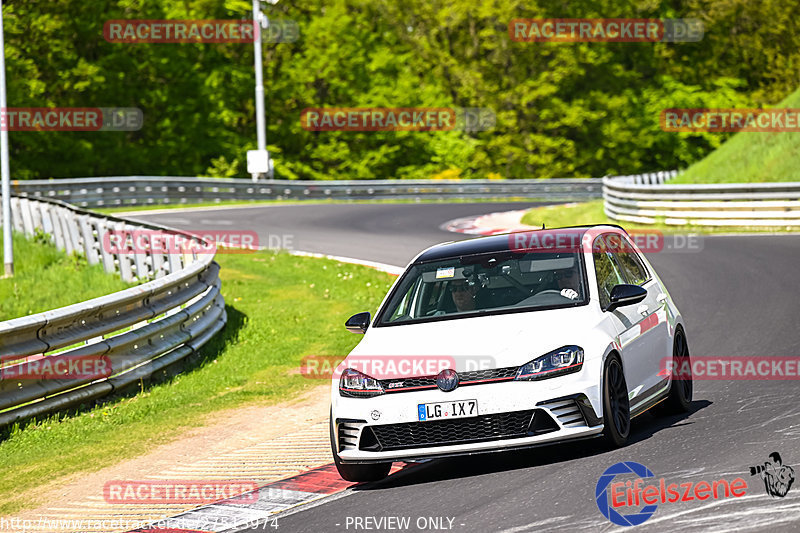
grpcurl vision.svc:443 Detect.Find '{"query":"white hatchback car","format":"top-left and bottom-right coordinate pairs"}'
top-left (330, 225), bottom-right (692, 482)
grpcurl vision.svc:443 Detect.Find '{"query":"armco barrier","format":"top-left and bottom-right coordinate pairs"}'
top-left (11, 176), bottom-right (603, 207)
top-left (604, 172), bottom-right (800, 226)
top-left (0, 196), bottom-right (226, 427)
top-left (8, 196), bottom-right (210, 281)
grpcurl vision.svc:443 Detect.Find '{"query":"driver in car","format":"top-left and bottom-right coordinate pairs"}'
top-left (555, 268), bottom-right (579, 300)
top-left (450, 279), bottom-right (479, 312)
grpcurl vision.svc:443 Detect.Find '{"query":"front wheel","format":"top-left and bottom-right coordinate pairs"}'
top-left (661, 328), bottom-right (693, 413)
top-left (330, 413), bottom-right (391, 482)
top-left (602, 355), bottom-right (630, 447)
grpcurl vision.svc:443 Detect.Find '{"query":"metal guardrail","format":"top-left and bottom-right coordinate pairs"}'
top-left (609, 170), bottom-right (679, 186)
top-left (0, 196), bottom-right (226, 427)
top-left (8, 196), bottom-right (212, 281)
top-left (11, 176), bottom-right (603, 207)
top-left (604, 171), bottom-right (800, 226)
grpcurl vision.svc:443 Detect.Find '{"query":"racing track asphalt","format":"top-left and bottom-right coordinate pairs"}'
top-left (130, 203), bottom-right (800, 533)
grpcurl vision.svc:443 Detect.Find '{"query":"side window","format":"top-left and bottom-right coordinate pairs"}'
top-left (388, 278), bottom-right (419, 321)
top-left (420, 281), bottom-right (446, 315)
top-left (607, 234), bottom-right (650, 286)
top-left (593, 235), bottom-right (626, 309)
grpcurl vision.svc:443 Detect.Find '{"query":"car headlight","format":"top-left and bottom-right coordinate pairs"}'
top-left (515, 346), bottom-right (584, 381)
top-left (339, 368), bottom-right (385, 398)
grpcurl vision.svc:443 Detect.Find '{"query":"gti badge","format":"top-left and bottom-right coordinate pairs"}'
top-left (436, 369), bottom-right (459, 392)
top-left (371, 410), bottom-right (381, 420)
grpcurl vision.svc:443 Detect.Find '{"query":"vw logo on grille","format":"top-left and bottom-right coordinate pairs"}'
top-left (436, 369), bottom-right (459, 392)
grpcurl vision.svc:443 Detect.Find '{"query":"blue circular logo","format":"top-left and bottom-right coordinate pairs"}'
top-left (595, 462), bottom-right (658, 526)
top-left (436, 369), bottom-right (459, 392)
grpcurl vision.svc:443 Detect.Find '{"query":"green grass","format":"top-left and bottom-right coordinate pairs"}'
top-left (0, 232), bottom-right (133, 321)
top-left (672, 87), bottom-right (800, 184)
top-left (0, 251), bottom-right (395, 515)
top-left (520, 200), bottom-right (797, 233)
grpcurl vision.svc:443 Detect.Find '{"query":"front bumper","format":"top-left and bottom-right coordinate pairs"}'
top-left (331, 377), bottom-right (604, 464)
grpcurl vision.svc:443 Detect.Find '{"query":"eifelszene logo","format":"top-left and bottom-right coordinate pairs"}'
top-left (749, 452), bottom-right (795, 498)
top-left (595, 462), bottom-right (658, 526)
top-left (595, 462), bottom-right (747, 527)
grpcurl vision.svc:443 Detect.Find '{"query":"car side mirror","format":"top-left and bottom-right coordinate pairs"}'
top-left (345, 312), bottom-right (371, 334)
top-left (605, 284), bottom-right (647, 312)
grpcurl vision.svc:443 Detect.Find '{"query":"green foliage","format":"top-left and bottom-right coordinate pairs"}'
top-left (673, 87), bottom-right (800, 183)
top-left (206, 155), bottom-right (241, 178)
top-left (3, 0), bottom-right (799, 180)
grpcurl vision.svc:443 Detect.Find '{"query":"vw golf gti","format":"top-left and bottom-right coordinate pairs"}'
top-left (330, 225), bottom-right (692, 481)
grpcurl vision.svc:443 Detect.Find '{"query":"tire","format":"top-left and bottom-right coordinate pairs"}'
top-left (602, 354), bottom-right (630, 447)
top-left (330, 413), bottom-right (391, 482)
top-left (661, 328), bottom-right (693, 413)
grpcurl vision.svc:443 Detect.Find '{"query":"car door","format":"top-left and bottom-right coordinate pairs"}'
top-left (592, 233), bottom-right (651, 401)
top-left (609, 233), bottom-right (671, 397)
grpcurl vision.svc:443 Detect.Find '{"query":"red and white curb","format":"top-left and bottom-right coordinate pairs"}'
top-left (440, 209), bottom-right (537, 236)
top-left (129, 463), bottom-right (411, 533)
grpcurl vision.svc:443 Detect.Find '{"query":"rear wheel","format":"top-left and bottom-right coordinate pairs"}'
top-left (330, 413), bottom-right (391, 482)
top-left (661, 328), bottom-right (693, 413)
top-left (602, 355), bottom-right (630, 447)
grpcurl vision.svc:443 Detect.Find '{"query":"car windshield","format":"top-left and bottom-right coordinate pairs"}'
top-left (377, 251), bottom-right (587, 325)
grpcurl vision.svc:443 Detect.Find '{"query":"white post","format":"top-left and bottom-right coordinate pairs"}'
top-left (252, 0), bottom-right (266, 182)
top-left (0, 1), bottom-right (12, 277)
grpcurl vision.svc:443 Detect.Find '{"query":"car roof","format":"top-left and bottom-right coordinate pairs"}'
top-left (414, 224), bottom-right (627, 263)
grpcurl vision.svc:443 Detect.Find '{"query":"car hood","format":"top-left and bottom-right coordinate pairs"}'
top-left (349, 305), bottom-right (601, 372)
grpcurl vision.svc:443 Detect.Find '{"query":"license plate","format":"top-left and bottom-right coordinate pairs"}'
top-left (418, 400), bottom-right (478, 421)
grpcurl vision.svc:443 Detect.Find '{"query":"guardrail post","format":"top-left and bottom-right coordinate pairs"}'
top-left (19, 197), bottom-right (34, 237)
top-left (59, 208), bottom-right (81, 255)
top-left (96, 219), bottom-right (117, 274)
top-left (29, 199), bottom-right (43, 232)
top-left (128, 224), bottom-right (149, 280)
top-left (151, 240), bottom-right (166, 278)
top-left (42, 204), bottom-right (63, 248)
top-left (114, 222), bottom-right (134, 282)
top-left (55, 207), bottom-right (72, 254)
top-left (167, 245), bottom-right (182, 274)
top-left (78, 215), bottom-right (100, 265)
top-left (10, 197), bottom-right (23, 233)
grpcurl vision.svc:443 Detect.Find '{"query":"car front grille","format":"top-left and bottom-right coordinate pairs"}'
top-left (461, 367), bottom-right (519, 381)
top-left (363, 410), bottom-right (536, 451)
top-left (380, 366), bottom-right (518, 393)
